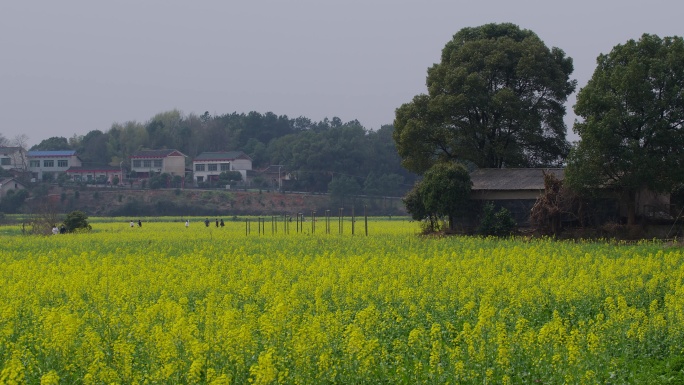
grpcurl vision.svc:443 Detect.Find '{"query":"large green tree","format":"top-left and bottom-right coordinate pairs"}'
top-left (72, 130), bottom-right (111, 166)
top-left (394, 23), bottom-right (576, 173)
top-left (566, 34), bottom-right (684, 225)
top-left (30, 136), bottom-right (71, 151)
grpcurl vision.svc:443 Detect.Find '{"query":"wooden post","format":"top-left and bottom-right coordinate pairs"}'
top-left (352, 206), bottom-right (355, 236)
top-left (311, 210), bottom-right (316, 234)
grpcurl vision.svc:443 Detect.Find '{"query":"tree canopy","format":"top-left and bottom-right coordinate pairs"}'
top-left (63, 210), bottom-right (91, 232)
top-left (30, 136), bottom-right (71, 151)
top-left (565, 33), bottom-right (684, 225)
top-left (21, 110), bottom-right (416, 196)
top-left (404, 162), bottom-right (472, 231)
top-left (393, 23), bottom-right (576, 173)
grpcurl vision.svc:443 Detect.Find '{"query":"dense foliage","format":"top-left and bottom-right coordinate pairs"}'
top-left (28, 111), bottom-right (414, 195)
top-left (477, 202), bottom-right (517, 236)
top-left (394, 23), bottom-right (576, 173)
top-left (416, 162), bottom-right (472, 230)
top-left (62, 210), bottom-right (91, 232)
top-left (1, 220), bottom-right (683, 383)
top-left (0, 189), bottom-right (28, 214)
top-left (566, 33), bottom-right (684, 225)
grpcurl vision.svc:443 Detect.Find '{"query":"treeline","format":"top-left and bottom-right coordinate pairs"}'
top-left (29, 110), bottom-right (416, 195)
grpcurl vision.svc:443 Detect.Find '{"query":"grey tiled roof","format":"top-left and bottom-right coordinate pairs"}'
top-left (470, 168), bottom-right (564, 191)
top-left (0, 147), bottom-right (22, 155)
top-left (131, 149), bottom-right (186, 158)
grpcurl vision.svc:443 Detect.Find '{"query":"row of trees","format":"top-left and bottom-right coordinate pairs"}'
top-left (16, 112), bottom-right (415, 196)
top-left (396, 23), bottom-right (684, 229)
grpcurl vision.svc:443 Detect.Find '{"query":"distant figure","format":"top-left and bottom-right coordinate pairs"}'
top-left (52, 225), bottom-right (59, 235)
top-left (60, 225), bottom-right (66, 234)
top-left (220, 218), bottom-right (225, 227)
top-left (204, 218), bottom-right (210, 227)
top-left (185, 220), bottom-right (189, 228)
top-left (130, 220), bottom-right (134, 228)
top-left (215, 218), bottom-right (219, 227)
top-left (138, 220), bottom-right (142, 227)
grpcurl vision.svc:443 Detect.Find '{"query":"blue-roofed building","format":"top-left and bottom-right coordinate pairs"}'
top-left (27, 150), bottom-right (82, 181)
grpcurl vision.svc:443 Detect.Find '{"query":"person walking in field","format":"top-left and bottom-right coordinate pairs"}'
top-left (138, 220), bottom-right (142, 227)
top-left (220, 218), bottom-right (225, 227)
top-left (130, 220), bottom-right (134, 228)
top-left (204, 218), bottom-right (210, 227)
top-left (215, 218), bottom-right (219, 227)
top-left (185, 220), bottom-right (189, 228)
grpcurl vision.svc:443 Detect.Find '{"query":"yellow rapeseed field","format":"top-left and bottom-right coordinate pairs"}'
top-left (1, 218), bottom-right (683, 384)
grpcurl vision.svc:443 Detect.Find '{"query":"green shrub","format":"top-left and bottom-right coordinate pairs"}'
top-left (477, 202), bottom-right (516, 237)
top-left (63, 210), bottom-right (92, 233)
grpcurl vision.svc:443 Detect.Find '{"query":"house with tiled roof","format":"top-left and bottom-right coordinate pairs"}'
top-left (130, 149), bottom-right (187, 178)
top-left (470, 168), bottom-right (565, 200)
top-left (66, 166), bottom-right (123, 184)
top-left (469, 168), bottom-right (563, 225)
top-left (192, 151), bottom-right (252, 184)
top-left (0, 146), bottom-right (27, 172)
top-left (0, 178), bottom-right (25, 199)
top-left (469, 168), bottom-right (670, 226)
top-left (27, 150), bottom-right (82, 181)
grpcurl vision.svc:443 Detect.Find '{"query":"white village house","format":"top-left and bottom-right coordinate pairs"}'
top-left (130, 149), bottom-right (187, 178)
top-left (192, 151), bottom-right (252, 184)
top-left (27, 150), bottom-right (82, 181)
top-left (0, 146), bottom-right (27, 172)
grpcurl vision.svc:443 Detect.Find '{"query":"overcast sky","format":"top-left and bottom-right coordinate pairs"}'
top-left (1, 0), bottom-right (682, 147)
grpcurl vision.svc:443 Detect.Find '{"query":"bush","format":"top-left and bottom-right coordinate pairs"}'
top-left (477, 202), bottom-right (516, 237)
top-left (63, 210), bottom-right (92, 233)
top-left (0, 189), bottom-right (29, 213)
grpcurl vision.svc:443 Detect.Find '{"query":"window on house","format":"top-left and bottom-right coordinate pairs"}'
top-left (43, 160), bottom-right (54, 167)
top-left (30, 160), bottom-right (40, 168)
top-left (195, 164), bottom-right (205, 171)
top-left (196, 176), bottom-right (204, 182)
top-left (220, 163), bottom-right (230, 171)
top-left (1, 158), bottom-right (10, 166)
top-left (58, 160), bottom-right (68, 167)
top-left (154, 160), bottom-right (162, 168)
top-left (133, 160), bottom-right (141, 168)
top-left (208, 163), bottom-right (218, 171)
top-left (143, 160), bottom-right (152, 168)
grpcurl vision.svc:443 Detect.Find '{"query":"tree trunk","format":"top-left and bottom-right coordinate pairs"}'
top-left (626, 190), bottom-right (637, 226)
